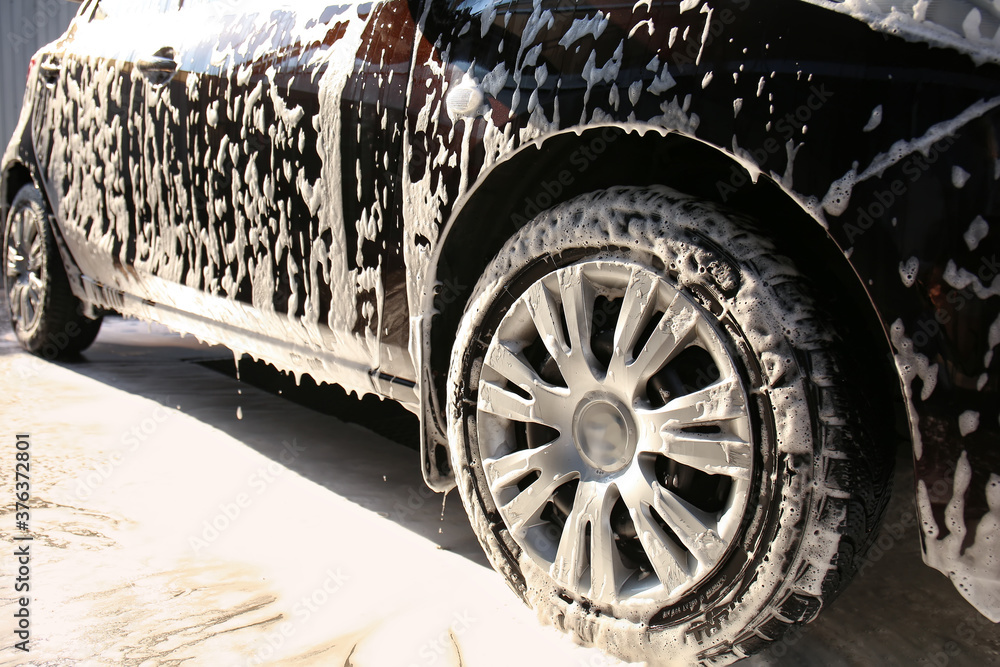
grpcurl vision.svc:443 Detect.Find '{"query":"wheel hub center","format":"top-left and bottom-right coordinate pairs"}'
top-left (574, 397), bottom-right (637, 473)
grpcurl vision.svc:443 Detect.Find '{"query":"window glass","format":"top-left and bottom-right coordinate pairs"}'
top-left (92, 0), bottom-right (178, 20)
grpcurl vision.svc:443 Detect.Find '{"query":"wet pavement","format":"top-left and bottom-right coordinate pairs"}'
top-left (1, 316), bottom-right (998, 666)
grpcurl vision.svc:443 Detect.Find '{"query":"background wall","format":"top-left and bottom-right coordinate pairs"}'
top-left (0, 0), bottom-right (79, 147)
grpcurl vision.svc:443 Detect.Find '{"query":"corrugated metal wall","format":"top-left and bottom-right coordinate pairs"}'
top-left (0, 0), bottom-right (80, 146)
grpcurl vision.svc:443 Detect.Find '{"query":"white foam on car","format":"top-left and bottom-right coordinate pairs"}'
top-left (917, 451), bottom-right (1000, 622)
top-left (802, 0), bottom-right (1000, 65)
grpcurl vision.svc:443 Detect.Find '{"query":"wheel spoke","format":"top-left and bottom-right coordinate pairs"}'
top-left (479, 380), bottom-right (543, 424)
top-left (551, 480), bottom-right (624, 601)
top-left (525, 271), bottom-right (599, 387)
top-left (627, 292), bottom-right (699, 385)
top-left (484, 439), bottom-right (575, 490)
top-left (27, 281), bottom-right (42, 318)
top-left (638, 377), bottom-right (751, 479)
top-left (650, 376), bottom-right (747, 427)
top-left (609, 269), bottom-right (659, 375)
top-left (482, 341), bottom-right (570, 423)
top-left (525, 281), bottom-right (571, 373)
top-left (28, 234), bottom-right (42, 266)
top-left (8, 284), bottom-right (22, 320)
top-left (618, 470), bottom-right (692, 590)
top-left (557, 266), bottom-right (595, 361)
top-left (619, 464), bottom-right (725, 567)
top-left (489, 443), bottom-right (578, 538)
top-left (11, 212), bottom-right (26, 250)
top-left (478, 347), bottom-right (570, 426)
top-left (6, 245), bottom-right (23, 278)
top-left (654, 487), bottom-right (724, 566)
top-left (19, 283), bottom-right (34, 325)
top-left (485, 341), bottom-right (540, 390)
top-left (655, 432), bottom-right (751, 480)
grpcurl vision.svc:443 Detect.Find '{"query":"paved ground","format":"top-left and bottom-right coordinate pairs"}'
top-left (0, 316), bottom-right (998, 666)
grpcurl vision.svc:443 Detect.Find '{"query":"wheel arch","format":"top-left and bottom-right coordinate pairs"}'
top-left (1, 161), bottom-right (35, 227)
top-left (2, 156), bottom-right (94, 314)
top-left (416, 125), bottom-right (909, 490)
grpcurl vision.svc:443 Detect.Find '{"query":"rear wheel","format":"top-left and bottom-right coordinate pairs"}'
top-left (446, 186), bottom-right (892, 664)
top-left (3, 183), bottom-right (101, 357)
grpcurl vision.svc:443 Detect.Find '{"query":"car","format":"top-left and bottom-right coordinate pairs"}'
top-left (3, 0), bottom-right (998, 663)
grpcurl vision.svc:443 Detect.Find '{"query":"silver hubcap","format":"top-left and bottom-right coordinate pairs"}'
top-left (574, 396), bottom-right (636, 473)
top-left (476, 261), bottom-right (752, 606)
top-left (5, 207), bottom-right (45, 334)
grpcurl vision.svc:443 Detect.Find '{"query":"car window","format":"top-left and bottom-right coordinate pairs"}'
top-left (91, 0), bottom-right (179, 20)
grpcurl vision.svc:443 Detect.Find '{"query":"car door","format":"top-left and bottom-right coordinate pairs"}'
top-left (126, 3), bottom-right (191, 291)
top-left (31, 0), bottom-right (180, 294)
top-left (147, 0), bottom-right (342, 324)
top-left (133, 0), bottom-right (416, 394)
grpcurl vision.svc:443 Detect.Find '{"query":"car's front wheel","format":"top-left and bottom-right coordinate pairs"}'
top-left (3, 183), bottom-right (102, 357)
top-left (447, 186), bottom-right (892, 664)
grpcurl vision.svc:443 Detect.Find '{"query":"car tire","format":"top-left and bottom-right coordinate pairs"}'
top-left (3, 183), bottom-right (102, 358)
top-left (446, 186), bottom-right (893, 664)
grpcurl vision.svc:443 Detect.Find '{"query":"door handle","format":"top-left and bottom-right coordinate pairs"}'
top-left (39, 58), bottom-right (61, 85)
top-left (136, 47), bottom-right (177, 86)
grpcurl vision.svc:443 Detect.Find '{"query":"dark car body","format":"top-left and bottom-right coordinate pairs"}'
top-left (3, 0), bottom-right (999, 622)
